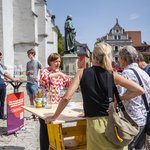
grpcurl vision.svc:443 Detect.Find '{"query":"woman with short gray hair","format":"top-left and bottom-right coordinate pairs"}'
top-left (119, 45), bottom-right (138, 65)
top-left (118, 45), bottom-right (150, 150)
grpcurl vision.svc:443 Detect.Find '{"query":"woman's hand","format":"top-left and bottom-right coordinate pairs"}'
top-left (45, 116), bottom-right (56, 124)
top-left (58, 72), bottom-right (67, 79)
top-left (77, 112), bottom-right (85, 118)
top-left (27, 70), bottom-right (34, 75)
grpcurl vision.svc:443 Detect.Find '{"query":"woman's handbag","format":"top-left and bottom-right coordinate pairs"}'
top-left (94, 69), bottom-right (139, 147)
top-left (105, 85), bottom-right (139, 147)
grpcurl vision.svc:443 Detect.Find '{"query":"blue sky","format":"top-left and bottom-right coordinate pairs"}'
top-left (47, 0), bottom-right (150, 50)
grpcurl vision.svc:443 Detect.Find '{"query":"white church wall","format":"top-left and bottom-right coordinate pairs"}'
top-left (13, 0), bottom-right (38, 70)
top-left (0, 0), bottom-right (3, 54)
top-left (0, 0), bottom-right (58, 74)
top-left (2, 0), bottom-right (14, 74)
top-left (46, 11), bottom-right (58, 53)
top-left (13, 0), bottom-right (37, 43)
top-left (35, 0), bottom-right (47, 67)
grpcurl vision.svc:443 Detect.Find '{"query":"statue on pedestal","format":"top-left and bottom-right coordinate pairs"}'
top-left (64, 15), bottom-right (76, 54)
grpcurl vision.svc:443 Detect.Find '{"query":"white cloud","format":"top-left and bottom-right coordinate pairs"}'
top-left (129, 13), bottom-right (140, 20)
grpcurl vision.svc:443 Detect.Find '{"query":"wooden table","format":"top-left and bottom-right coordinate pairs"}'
top-left (22, 102), bottom-right (86, 150)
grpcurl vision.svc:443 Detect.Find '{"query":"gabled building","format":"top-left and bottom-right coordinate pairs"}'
top-left (97, 19), bottom-right (132, 62)
top-left (97, 19), bottom-right (150, 63)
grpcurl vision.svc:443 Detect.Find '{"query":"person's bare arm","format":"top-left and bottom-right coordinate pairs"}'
top-left (4, 72), bottom-right (19, 81)
top-left (113, 72), bottom-right (144, 101)
top-left (45, 69), bottom-right (83, 123)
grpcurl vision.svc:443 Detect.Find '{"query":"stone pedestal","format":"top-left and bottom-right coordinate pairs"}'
top-left (62, 54), bottom-right (78, 75)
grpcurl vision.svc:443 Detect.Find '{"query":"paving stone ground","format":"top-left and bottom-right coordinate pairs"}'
top-left (0, 85), bottom-right (82, 150)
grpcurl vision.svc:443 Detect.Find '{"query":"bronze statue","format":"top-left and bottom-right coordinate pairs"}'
top-left (64, 15), bottom-right (76, 54)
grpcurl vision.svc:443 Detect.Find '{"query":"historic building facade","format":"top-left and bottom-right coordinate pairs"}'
top-left (0, 0), bottom-right (58, 75)
top-left (97, 19), bottom-right (150, 63)
top-left (97, 19), bottom-right (132, 62)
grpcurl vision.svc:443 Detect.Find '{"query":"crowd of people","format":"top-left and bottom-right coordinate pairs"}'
top-left (1, 42), bottom-right (150, 150)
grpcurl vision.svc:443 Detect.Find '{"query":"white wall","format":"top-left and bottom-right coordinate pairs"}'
top-left (0, 0), bottom-right (3, 54)
top-left (2, 0), bottom-right (14, 72)
top-left (0, 0), bottom-right (58, 71)
top-left (46, 11), bottom-right (58, 54)
top-left (35, 0), bottom-right (47, 66)
top-left (38, 35), bottom-right (47, 66)
top-left (13, 0), bottom-right (38, 69)
top-left (13, 0), bottom-right (37, 43)
top-left (52, 27), bottom-right (58, 52)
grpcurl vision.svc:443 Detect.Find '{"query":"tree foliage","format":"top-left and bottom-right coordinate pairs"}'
top-left (143, 53), bottom-right (150, 63)
top-left (57, 26), bottom-right (64, 69)
top-left (57, 27), bottom-right (64, 56)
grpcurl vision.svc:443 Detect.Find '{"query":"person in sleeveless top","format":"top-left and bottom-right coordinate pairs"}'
top-left (44, 42), bottom-right (144, 150)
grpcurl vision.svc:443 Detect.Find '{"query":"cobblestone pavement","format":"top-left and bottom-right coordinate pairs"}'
top-left (0, 86), bottom-right (82, 150)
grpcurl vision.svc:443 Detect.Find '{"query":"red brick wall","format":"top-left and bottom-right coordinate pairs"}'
top-left (78, 56), bottom-right (86, 68)
top-left (127, 31), bottom-right (141, 46)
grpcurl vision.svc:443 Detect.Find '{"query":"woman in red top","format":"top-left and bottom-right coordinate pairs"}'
top-left (39, 53), bottom-right (71, 150)
top-left (40, 53), bottom-right (71, 104)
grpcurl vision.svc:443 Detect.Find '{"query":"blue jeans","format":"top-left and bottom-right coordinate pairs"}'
top-left (26, 83), bottom-right (38, 97)
top-left (0, 84), bottom-right (6, 118)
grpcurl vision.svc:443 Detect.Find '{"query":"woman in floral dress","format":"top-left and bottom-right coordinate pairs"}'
top-left (39, 53), bottom-right (71, 150)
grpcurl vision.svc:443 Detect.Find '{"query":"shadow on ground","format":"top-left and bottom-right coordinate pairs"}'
top-left (0, 146), bottom-right (25, 150)
top-left (0, 127), bottom-right (7, 135)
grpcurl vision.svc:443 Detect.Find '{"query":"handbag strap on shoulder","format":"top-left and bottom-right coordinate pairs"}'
top-left (128, 68), bottom-right (149, 111)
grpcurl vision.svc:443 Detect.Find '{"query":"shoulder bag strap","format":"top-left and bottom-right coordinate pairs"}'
top-left (128, 68), bottom-right (149, 111)
top-left (114, 84), bottom-right (126, 111)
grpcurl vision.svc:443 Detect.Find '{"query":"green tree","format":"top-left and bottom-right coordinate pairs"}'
top-left (143, 53), bottom-right (150, 63)
top-left (57, 26), bottom-right (64, 69)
